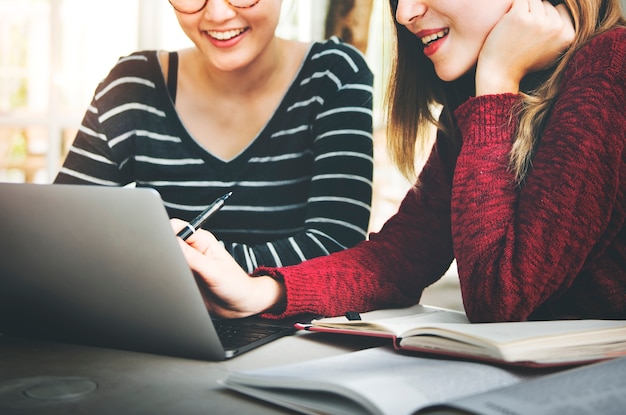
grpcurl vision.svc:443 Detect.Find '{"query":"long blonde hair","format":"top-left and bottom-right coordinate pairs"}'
top-left (385, 0), bottom-right (626, 183)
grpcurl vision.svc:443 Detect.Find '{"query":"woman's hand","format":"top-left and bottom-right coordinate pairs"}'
top-left (476, 0), bottom-right (575, 96)
top-left (170, 219), bottom-right (286, 319)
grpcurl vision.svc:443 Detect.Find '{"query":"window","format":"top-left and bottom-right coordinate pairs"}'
top-left (0, 0), bottom-right (143, 182)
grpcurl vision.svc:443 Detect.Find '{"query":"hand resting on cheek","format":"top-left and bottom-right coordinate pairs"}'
top-left (476, 0), bottom-right (576, 96)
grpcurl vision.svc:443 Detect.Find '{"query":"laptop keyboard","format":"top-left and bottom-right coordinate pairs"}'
top-left (213, 319), bottom-right (290, 350)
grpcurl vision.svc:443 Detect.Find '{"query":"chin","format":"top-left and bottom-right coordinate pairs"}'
top-left (434, 63), bottom-right (471, 83)
top-left (434, 71), bottom-right (458, 82)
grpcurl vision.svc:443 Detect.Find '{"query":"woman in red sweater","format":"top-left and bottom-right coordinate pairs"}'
top-left (172, 0), bottom-right (626, 322)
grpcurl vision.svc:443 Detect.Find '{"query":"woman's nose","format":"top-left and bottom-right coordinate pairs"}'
top-left (395, 0), bottom-right (427, 26)
top-left (202, 0), bottom-right (238, 21)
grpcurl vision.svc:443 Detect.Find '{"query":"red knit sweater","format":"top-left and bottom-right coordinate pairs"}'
top-left (259, 28), bottom-right (626, 323)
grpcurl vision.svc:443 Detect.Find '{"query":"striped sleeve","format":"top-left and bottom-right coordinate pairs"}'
top-left (54, 53), bottom-right (158, 186)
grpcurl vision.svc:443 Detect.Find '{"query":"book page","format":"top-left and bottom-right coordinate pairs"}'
top-left (418, 356), bottom-right (626, 415)
top-left (309, 304), bottom-right (469, 336)
top-left (223, 347), bottom-right (537, 415)
top-left (403, 319), bottom-right (626, 346)
top-left (399, 320), bottom-right (626, 363)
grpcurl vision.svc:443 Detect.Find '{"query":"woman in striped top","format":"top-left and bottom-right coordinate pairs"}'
top-left (55, 0), bottom-right (374, 272)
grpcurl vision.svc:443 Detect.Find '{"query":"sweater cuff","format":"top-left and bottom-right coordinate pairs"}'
top-left (454, 94), bottom-right (521, 145)
top-left (254, 265), bottom-right (326, 320)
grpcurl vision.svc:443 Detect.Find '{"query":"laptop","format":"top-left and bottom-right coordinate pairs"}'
top-left (0, 182), bottom-right (296, 360)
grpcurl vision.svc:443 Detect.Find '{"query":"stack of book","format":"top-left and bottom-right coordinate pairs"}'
top-left (222, 304), bottom-right (626, 415)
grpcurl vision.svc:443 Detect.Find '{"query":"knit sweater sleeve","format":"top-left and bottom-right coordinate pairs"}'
top-left (257, 136), bottom-right (457, 318)
top-left (452, 29), bottom-right (626, 322)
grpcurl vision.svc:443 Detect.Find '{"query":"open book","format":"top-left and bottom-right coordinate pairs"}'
top-left (222, 347), bottom-right (626, 415)
top-left (295, 304), bottom-right (626, 367)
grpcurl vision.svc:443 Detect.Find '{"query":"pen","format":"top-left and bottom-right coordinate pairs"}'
top-left (176, 192), bottom-right (232, 241)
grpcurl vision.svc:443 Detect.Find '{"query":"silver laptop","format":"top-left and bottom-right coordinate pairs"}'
top-left (0, 182), bottom-right (295, 360)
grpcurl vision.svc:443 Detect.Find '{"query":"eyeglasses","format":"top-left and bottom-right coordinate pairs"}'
top-left (168, 0), bottom-right (260, 14)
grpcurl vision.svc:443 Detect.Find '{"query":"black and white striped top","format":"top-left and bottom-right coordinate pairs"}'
top-left (55, 37), bottom-right (374, 272)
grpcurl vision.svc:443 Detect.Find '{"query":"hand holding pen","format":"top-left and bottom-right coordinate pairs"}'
top-left (176, 192), bottom-right (232, 241)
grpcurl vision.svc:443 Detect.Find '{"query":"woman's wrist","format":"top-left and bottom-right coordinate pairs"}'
top-left (253, 275), bottom-right (287, 314)
top-left (475, 63), bottom-right (520, 96)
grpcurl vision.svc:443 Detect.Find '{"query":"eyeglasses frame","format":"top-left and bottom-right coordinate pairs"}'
top-left (168, 0), bottom-right (261, 14)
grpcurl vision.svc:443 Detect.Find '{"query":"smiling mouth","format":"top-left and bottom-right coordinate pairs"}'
top-left (207, 28), bottom-right (248, 41)
top-left (421, 29), bottom-right (449, 46)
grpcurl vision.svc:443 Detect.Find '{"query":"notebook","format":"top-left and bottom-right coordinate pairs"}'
top-left (0, 182), bottom-right (295, 360)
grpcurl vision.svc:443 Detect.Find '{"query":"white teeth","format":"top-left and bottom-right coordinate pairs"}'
top-left (208, 28), bottom-right (245, 40)
top-left (421, 29), bottom-right (449, 45)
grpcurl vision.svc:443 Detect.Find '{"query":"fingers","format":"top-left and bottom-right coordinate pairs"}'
top-left (170, 218), bottom-right (187, 234)
top-left (513, 0), bottom-right (542, 13)
top-left (171, 221), bottom-right (283, 318)
top-left (511, 0), bottom-right (565, 16)
top-left (177, 238), bottom-right (208, 270)
top-left (476, 0), bottom-right (574, 95)
top-left (194, 276), bottom-right (237, 317)
top-left (170, 218), bottom-right (220, 255)
top-left (176, 236), bottom-right (221, 274)
top-left (555, 4), bottom-right (576, 47)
